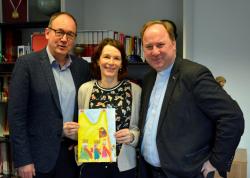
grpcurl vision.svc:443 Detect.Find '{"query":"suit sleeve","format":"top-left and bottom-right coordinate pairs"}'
top-left (8, 58), bottom-right (33, 168)
top-left (192, 66), bottom-right (244, 172)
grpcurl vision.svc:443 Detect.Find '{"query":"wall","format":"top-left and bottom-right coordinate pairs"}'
top-left (184, 0), bottom-right (250, 177)
top-left (62, 0), bottom-right (249, 176)
top-left (61, 0), bottom-right (183, 56)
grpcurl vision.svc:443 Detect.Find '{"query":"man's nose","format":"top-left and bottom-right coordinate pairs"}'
top-left (152, 46), bottom-right (160, 55)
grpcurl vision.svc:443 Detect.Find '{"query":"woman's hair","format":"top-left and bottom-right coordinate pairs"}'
top-left (91, 38), bottom-right (128, 80)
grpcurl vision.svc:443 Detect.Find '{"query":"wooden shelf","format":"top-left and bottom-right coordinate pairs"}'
top-left (0, 21), bottom-right (48, 28)
top-left (0, 63), bottom-right (15, 74)
top-left (214, 148), bottom-right (247, 178)
top-left (0, 136), bottom-right (9, 143)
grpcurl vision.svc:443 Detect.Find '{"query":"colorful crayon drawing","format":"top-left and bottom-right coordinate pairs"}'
top-left (78, 108), bottom-right (116, 162)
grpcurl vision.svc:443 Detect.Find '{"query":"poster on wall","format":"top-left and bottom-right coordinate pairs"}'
top-left (78, 108), bottom-right (116, 163)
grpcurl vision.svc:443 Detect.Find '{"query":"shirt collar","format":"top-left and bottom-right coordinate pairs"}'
top-left (157, 63), bottom-right (174, 78)
top-left (46, 46), bottom-right (72, 70)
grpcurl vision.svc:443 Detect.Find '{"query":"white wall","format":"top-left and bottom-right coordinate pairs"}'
top-left (63, 0), bottom-right (179, 35)
top-left (62, 0), bottom-right (183, 57)
top-left (184, 0), bottom-right (250, 177)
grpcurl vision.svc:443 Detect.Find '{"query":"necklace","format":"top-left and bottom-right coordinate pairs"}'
top-left (98, 80), bottom-right (120, 89)
top-left (10, 0), bottom-right (22, 19)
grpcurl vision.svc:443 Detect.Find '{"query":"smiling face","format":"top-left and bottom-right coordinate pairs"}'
top-left (98, 45), bottom-right (122, 82)
top-left (143, 24), bottom-right (176, 72)
top-left (45, 14), bottom-right (77, 61)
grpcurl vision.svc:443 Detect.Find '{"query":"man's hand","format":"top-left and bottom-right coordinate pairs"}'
top-left (201, 160), bottom-right (217, 178)
top-left (18, 164), bottom-right (35, 178)
top-left (115, 128), bottom-right (134, 144)
top-left (63, 122), bottom-right (79, 140)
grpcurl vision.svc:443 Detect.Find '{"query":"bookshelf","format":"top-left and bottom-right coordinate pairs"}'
top-left (76, 30), bottom-right (143, 59)
top-left (0, 21), bottom-right (48, 177)
top-left (0, 22), bottom-right (48, 63)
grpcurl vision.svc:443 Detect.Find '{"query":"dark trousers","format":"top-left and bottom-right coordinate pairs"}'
top-left (34, 142), bottom-right (79, 178)
top-left (138, 156), bottom-right (167, 178)
top-left (138, 156), bottom-right (213, 178)
top-left (80, 162), bottom-right (136, 178)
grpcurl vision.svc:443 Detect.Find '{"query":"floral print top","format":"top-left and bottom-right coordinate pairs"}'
top-left (89, 80), bottom-right (132, 155)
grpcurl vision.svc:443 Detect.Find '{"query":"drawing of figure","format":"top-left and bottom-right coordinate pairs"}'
top-left (93, 140), bottom-right (101, 160)
top-left (99, 127), bottom-right (107, 138)
top-left (80, 140), bottom-right (93, 160)
top-left (101, 140), bottom-right (111, 159)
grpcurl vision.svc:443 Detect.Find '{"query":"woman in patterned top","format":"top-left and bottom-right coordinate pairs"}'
top-left (77, 38), bottom-right (141, 178)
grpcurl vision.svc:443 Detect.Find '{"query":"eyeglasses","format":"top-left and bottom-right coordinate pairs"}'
top-left (48, 27), bottom-right (77, 41)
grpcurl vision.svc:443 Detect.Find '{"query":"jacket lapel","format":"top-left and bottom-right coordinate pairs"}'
top-left (69, 56), bottom-right (78, 90)
top-left (157, 58), bottom-right (181, 131)
top-left (39, 49), bottom-right (62, 114)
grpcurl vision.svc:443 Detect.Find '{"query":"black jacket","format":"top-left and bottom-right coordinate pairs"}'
top-left (138, 58), bottom-right (244, 178)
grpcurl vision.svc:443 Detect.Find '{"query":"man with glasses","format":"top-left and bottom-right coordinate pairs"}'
top-left (8, 12), bottom-right (90, 178)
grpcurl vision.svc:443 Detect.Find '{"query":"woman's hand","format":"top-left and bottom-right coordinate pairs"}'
top-left (63, 122), bottom-right (79, 140)
top-left (115, 128), bottom-right (134, 144)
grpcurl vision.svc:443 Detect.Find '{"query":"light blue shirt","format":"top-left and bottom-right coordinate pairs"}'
top-left (141, 64), bottom-right (173, 167)
top-left (47, 47), bottom-right (76, 123)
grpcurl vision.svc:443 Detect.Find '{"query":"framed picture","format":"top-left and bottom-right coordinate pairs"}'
top-left (17, 45), bottom-right (30, 57)
top-left (2, 0), bottom-right (28, 23)
top-left (17, 46), bottom-right (24, 57)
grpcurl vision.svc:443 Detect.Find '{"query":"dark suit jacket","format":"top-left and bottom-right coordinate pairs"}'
top-left (138, 58), bottom-right (244, 178)
top-left (8, 49), bottom-right (90, 173)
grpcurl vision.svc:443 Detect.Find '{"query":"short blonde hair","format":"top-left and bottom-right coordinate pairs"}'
top-left (140, 20), bottom-right (176, 42)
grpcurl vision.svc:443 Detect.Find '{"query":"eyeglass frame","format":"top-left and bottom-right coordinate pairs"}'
top-left (48, 27), bottom-right (77, 41)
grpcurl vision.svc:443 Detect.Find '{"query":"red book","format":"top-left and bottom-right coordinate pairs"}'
top-left (4, 31), bottom-right (13, 62)
top-left (31, 33), bottom-right (48, 52)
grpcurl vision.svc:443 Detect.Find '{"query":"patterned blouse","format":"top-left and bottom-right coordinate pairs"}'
top-left (89, 80), bottom-right (132, 155)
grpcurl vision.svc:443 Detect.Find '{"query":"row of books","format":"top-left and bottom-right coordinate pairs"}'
top-left (75, 30), bottom-right (144, 60)
top-left (0, 76), bottom-right (9, 103)
top-left (0, 29), bottom-right (144, 63)
top-left (0, 30), bottom-right (43, 63)
top-left (0, 103), bottom-right (9, 138)
top-left (0, 142), bottom-right (17, 177)
top-left (0, 76), bottom-right (10, 138)
top-left (0, 76), bottom-right (13, 177)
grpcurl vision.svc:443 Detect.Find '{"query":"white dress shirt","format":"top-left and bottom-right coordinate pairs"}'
top-left (141, 64), bottom-right (173, 167)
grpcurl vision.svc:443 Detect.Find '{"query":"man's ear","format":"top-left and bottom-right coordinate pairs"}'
top-left (44, 28), bottom-right (50, 40)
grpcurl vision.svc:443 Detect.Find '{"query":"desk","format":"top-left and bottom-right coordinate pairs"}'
top-left (215, 148), bottom-right (247, 178)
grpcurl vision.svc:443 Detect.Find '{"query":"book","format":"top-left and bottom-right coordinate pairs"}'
top-left (0, 103), bottom-right (5, 137)
top-left (78, 108), bottom-right (116, 163)
top-left (31, 33), bottom-right (48, 52)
